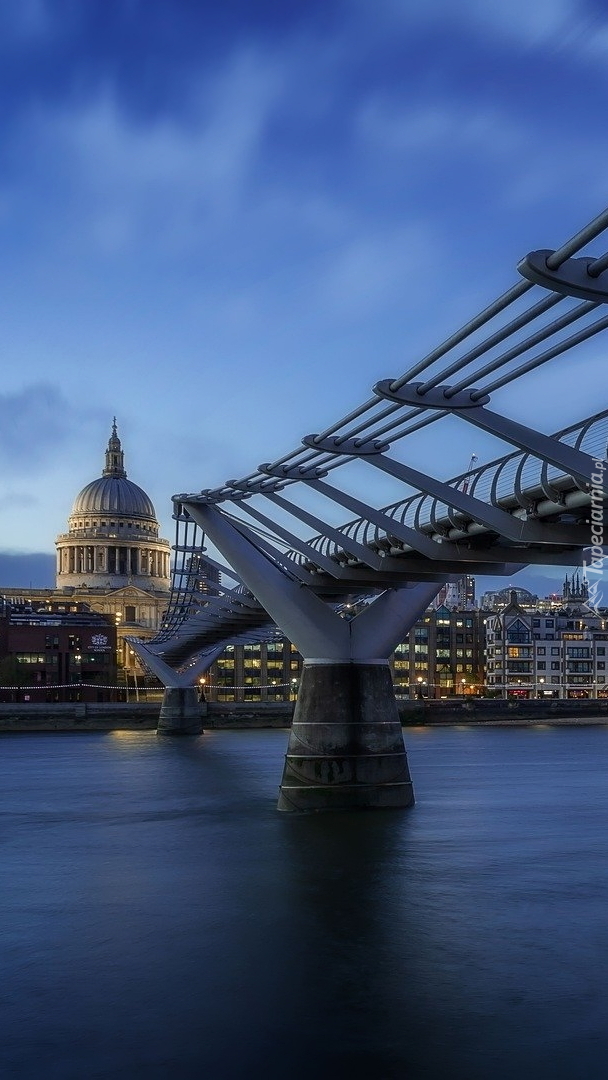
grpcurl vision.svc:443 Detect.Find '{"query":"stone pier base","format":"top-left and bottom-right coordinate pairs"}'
top-left (277, 662), bottom-right (414, 812)
top-left (157, 687), bottom-right (203, 736)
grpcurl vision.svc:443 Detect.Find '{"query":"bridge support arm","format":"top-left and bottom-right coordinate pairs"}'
top-left (184, 501), bottom-right (351, 659)
top-left (128, 640), bottom-right (226, 736)
top-left (184, 501), bottom-right (446, 812)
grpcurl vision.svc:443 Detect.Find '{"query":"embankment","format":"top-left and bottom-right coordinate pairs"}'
top-left (1, 697), bottom-right (608, 731)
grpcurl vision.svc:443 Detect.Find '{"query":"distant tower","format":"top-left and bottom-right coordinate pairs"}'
top-left (432, 574), bottom-right (476, 610)
top-left (55, 420), bottom-right (171, 592)
top-left (562, 571), bottom-right (589, 604)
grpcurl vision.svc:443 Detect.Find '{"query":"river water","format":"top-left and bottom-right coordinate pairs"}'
top-left (2, 725), bottom-right (608, 1079)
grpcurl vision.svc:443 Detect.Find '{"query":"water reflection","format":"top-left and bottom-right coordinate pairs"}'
top-left (1, 727), bottom-right (608, 1078)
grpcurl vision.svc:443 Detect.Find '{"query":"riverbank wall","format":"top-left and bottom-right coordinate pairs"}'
top-left (1, 697), bottom-right (608, 731)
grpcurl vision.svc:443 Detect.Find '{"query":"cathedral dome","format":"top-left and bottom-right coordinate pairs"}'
top-left (56, 419), bottom-right (171, 593)
top-left (71, 476), bottom-right (156, 520)
top-left (70, 419), bottom-right (156, 522)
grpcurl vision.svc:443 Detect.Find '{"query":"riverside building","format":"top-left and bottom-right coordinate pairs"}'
top-left (200, 604), bottom-right (486, 703)
top-left (0, 598), bottom-right (117, 702)
top-left (485, 590), bottom-right (608, 699)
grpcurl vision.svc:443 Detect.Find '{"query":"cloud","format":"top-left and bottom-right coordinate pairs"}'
top-left (0, 551), bottom-right (55, 587)
top-left (0, 492), bottom-right (38, 510)
top-left (314, 222), bottom-right (441, 320)
top-left (14, 47), bottom-right (286, 260)
top-left (453, 0), bottom-right (581, 47)
top-left (375, 0), bottom-right (593, 50)
top-left (355, 99), bottom-right (526, 162)
top-left (0, 384), bottom-right (94, 472)
top-left (0, 0), bottom-right (50, 41)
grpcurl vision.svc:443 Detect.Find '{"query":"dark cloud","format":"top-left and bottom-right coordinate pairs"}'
top-left (0, 0), bottom-right (338, 126)
top-left (0, 383), bottom-right (92, 472)
top-left (0, 551), bottom-right (54, 588)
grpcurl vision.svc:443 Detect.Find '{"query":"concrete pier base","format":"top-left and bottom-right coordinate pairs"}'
top-left (277, 662), bottom-right (414, 812)
top-left (157, 687), bottom-right (203, 736)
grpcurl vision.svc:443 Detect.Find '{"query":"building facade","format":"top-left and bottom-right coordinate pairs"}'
top-left (0, 599), bottom-right (117, 702)
top-left (199, 605), bottom-right (486, 703)
top-left (485, 591), bottom-right (608, 698)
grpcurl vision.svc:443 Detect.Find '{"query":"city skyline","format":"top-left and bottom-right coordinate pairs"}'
top-left (1, 1), bottom-right (607, 599)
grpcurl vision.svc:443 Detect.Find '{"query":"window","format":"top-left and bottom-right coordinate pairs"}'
top-left (598, 647), bottom-right (606, 656)
top-left (537, 661), bottom-right (546, 670)
top-left (551, 662), bottom-right (560, 670)
top-left (551, 647), bottom-right (560, 656)
top-left (537, 647), bottom-right (546, 656)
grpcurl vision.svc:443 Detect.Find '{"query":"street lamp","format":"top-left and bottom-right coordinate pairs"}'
top-left (461, 678), bottom-right (466, 696)
top-left (128, 650), bottom-right (140, 702)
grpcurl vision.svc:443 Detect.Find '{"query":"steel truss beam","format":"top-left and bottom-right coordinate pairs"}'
top-left (138, 208), bottom-right (608, 687)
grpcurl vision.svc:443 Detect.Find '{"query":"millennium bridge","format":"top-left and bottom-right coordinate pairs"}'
top-left (130, 208), bottom-right (608, 812)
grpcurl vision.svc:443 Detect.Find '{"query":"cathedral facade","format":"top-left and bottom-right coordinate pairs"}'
top-left (2, 422), bottom-right (172, 676)
top-left (55, 420), bottom-right (170, 592)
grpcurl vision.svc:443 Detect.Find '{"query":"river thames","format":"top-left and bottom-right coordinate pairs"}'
top-left (2, 725), bottom-right (608, 1079)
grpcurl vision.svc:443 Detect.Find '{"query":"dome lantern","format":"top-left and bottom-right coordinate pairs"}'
top-left (103, 417), bottom-right (127, 479)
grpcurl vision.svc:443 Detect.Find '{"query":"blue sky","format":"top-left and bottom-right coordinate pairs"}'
top-left (1, 0), bottom-right (608, 594)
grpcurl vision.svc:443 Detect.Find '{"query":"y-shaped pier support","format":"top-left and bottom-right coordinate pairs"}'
top-left (185, 502), bottom-right (440, 811)
top-left (128, 641), bottom-right (224, 735)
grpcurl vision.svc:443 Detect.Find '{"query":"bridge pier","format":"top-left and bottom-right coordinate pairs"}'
top-left (157, 687), bottom-right (203, 736)
top-left (278, 661), bottom-right (413, 811)
top-left (126, 641), bottom-right (225, 737)
top-left (183, 502), bottom-right (441, 810)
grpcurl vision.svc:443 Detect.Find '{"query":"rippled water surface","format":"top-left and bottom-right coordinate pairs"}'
top-left (2, 725), bottom-right (608, 1079)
